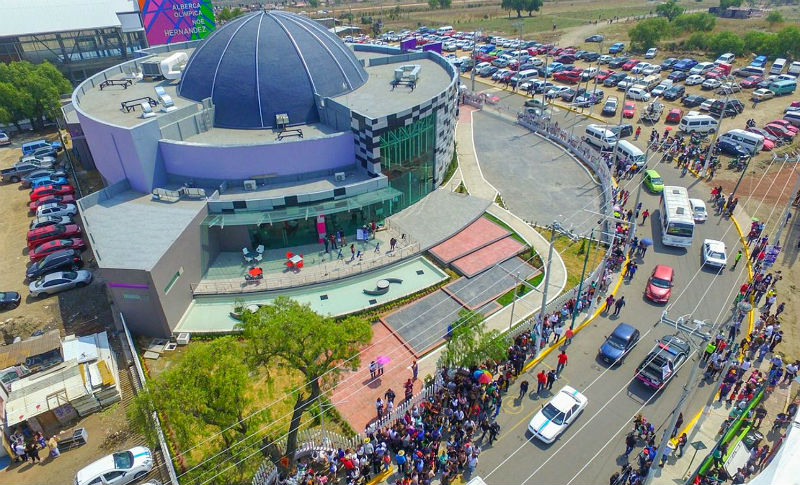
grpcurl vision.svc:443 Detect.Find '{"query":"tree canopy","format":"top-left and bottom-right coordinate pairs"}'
top-left (0, 61), bottom-right (71, 130)
top-left (502, 0), bottom-right (543, 18)
top-left (719, 0), bottom-right (742, 9)
top-left (237, 297), bottom-right (372, 475)
top-left (628, 17), bottom-right (670, 51)
top-left (656, 0), bottom-right (685, 21)
top-left (216, 6), bottom-right (244, 23)
top-left (441, 309), bottom-right (508, 369)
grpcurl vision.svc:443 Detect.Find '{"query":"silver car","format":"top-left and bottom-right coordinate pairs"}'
top-left (29, 215), bottom-right (73, 230)
top-left (702, 239), bottom-right (727, 269)
top-left (29, 270), bottom-right (92, 297)
top-left (36, 202), bottom-right (78, 218)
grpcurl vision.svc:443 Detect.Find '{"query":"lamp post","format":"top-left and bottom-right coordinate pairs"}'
top-left (535, 220), bottom-right (560, 357)
top-left (509, 271), bottom-right (522, 331)
top-left (570, 227), bottom-right (594, 329)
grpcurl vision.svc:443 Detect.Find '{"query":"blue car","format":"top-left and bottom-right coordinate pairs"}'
top-left (750, 55), bottom-right (768, 68)
top-left (608, 42), bottom-right (625, 54)
top-left (716, 139), bottom-right (749, 158)
top-left (30, 176), bottom-right (68, 189)
top-left (598, 323), bottom-right (640, 365)
top-left (672, 58), bottom-right (698, 71)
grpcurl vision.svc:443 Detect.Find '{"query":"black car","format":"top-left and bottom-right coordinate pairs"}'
top-left (667, 70), bottom-right (688, 82)
top-left (561, 87), bottom-right (587, 102)
top-left (574, 50), bottom-right (588, 59)
top-left (583, 52), bottom-right (601, 62)
top-left (585, 34), bottom-right (605, 43)
top-left (710, 99), bottom-right (744, 118)
top-left (608, 57), bottom-right (630, 69)
top-left (635, 335), bottom-right (690, 390)
top-left (682, 94), bottom-right (707, 108)
top-left (717, 139), bottom-right (749, 157)
top-left (25, 249), bottom-right (83, 280)
top-left (604, 72), bottom-right (628, 87)
top-left (598, 323), bottom-right (640, 365)
top-left (608, 123), bottom-right (634, 138)
top-left (663, 85), bottom-right (686, 101)
top-left (0, 291), bottom-right (21, 309)
top-left (660, 58), bottom-right (679, 70)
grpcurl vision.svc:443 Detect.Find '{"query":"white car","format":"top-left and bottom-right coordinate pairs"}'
top-left (74, 446), bottom-right (153, 485)
top-left (645, 47), bottom-right (658, 59)
top-left (685, 74), bottom-right (705, 86)
top-left (700, 98), bottom-right (716, 112)
top-left (581, 67), bottom-right (598, 80)
top-left (631, 62), bottom-right (650, 74)
top-left (651, 81), bottom-right (674, 97)
top-left (36, 202), bottom-right (78, 218)
top-left (701, 78), bottom-right (722, 90)
top-left (642, 64), bottom-right (661, 76)
top-left (689, 198), bottom-right (707, 222)
top-left (751, 88), bottom-right (775, 102)
top-left (626, 88), bottom-right (651, 101)
top-left (716, 82), bottom-right (741, 94)
top-left (599, 55), bottom-right (613, 64)
top-left (702, 239), bottom-right (727, 269)
top-left (29, 269), bottom-right (93, 297)
top-left (527, 386), bottom-right (588, 444)
top-left (546, 86), bottom-right (570, 99)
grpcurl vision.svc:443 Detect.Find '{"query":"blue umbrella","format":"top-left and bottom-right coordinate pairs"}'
top-left (640, 238), bottom-right (653, 246)
top-left (473, 370), bottom-right (485, 379)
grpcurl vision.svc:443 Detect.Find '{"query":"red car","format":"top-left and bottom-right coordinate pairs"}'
top-left (622, 59), bottom-right (640, 71)
top-left (666, 108), bottom-right (683, 123)
top-left (771, 119), bottom-right (798, 134)
top-left (645, 264), bottom-right (674, 303)
top-left (596, 70), bottom-right (615, 82)
top-left (28, 194), bottom-right (76, 212)
top-left (622, 101), bottom-right (636, 118)
top-left (29, 238), bottom-right (86, 261)
top-left (705, 70), bottom-right (724, 79)
top-left (764, 123), bottom-right (795, 141)
top-left (30, 184), bottom-right (75, 202)
top-left (27, 224), bottom-right (82, 250)
top-left (555, 54), bottom-right (576, 64)
top-left (554, 71), bottom-right (581, 84)
top-left (739, 75), bottom-right (764, 89)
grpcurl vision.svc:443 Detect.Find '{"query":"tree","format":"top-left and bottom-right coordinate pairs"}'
top-left (501, 0), bottom-right (526, 18)
top-left (441, 310), bottom-right (509, 369)
top-left (237, 297), bottom-right (372, 476)
top-left (216, 6), bottom-right (244, 23)
top-left (372, 19), bottom-right (383, 37)
top-left (766, 11), bottom-right (784, 25)
top-left (776, 26), bottom-right (800, 60)
top-left (710, 30), bottom-right (745, 56)
top-left (439, 0), bottom-right (452, 8)
top-left (525, 0), bottom-right (543, 16)
top-left (656, 0), bottom-right (685, 21)
top-left (628, 17), bottom-right (670, 51)
top-left (0, 61), bottom-right (71, 131)
top-left (428, 0), bottom-right (438, 8)
top-left (719, 0), bottom-right (742, 9)
top-left (128, 337), bottom-right (258, 483)
top-left (673, 12), bottom-right (716, 32)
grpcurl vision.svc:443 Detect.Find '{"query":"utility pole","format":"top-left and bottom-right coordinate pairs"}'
top-left (773, 165), bottom-right (800, 244)
top-left (470, 32), bottom-right (478, 92)
top-left (570, 227), bottom-right (594, 329)
top-left (509, 271), bottom-right (521, 331)
top-left (588, 39), bottom-right (604, 117)
top-left (535, 221), bottom-right (559, 357)
top-left (727, 154), bottom-right (752, 204)
top-left (702, 88), bottom-right (731, 176)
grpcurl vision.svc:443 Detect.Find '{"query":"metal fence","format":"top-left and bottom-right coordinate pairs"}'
top-left (364, 373), bottom-right (445, 435)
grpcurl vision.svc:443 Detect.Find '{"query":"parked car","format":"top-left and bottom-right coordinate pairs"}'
top-left (29, 215), bottom-right (73, 230)
top-left (527, 386), bottom-right (588, 443)
top-left (36, 202), bottom-right (78, 218)
top-left (702, 239), bottom-right (727, 269)
top-left (599, 55), bottom-right (613, 65)
top-left (662, 85), bottom-right (685, 101)
top-left (627, 88), bottom-right (651, 102)
top-left (672, 58), bottom-right (699, 71)
top-left (752, 88), bottom-right (775, 102)
top-left (622, 100), bottom-right (636, 118)
top-left (716, 82), bottom-right (742, 94)
top-left (645, 264), bottom-right (674, 303)
top-left (622, 59), bottom-right (641, 71)
top-left (22, 171), bottom-right (68, 189)
top-left (645, 47), bottom-right (657, 59)
top-left (585, 35), bottom-right (604, 43)
top-left (709, 99), bottom-right (744, 117)
top-left (751, 55), bottom-right (768, 68)
top-left (764, 123), bottom-right (796, 141)
top-left (660, 58), bottom-right (679, 70)
top-left (602, 96), bottom-right (619, 116)
top-left (685, 74), bottom-right (704, 86)
top-left (631, 62), bottom-right (650, 74)
top-left (667, 70), bottom-right (688, 82)
top-left (716, 139), bottom-right (750, 157)
top-left (689, 198), bottom-right (708, 222)
top-left (583, 52), bottom-right (601, 62)
top-left (29, 270), bottom-right (93, 298)
top-left (29, 238), bottom-right (86, 262)
top-left (635, 335), bottom-right (689, 390)
top-left (26, 249), bottom-right (83, 280)
top-left (608, 57), bottom-right (630, 69)
top-left (29, 194), bottom-right (76, 212)
top-left (581, 67), bottom-right (598, 80)
top-left (604, 72), bottom-right (628, 87)
top-left (1, 159), bottom-right (55, 183)
top-left (596, 69), bottom-right (615, 82)
top-left (554, 70), bottom-right (582, 84)
top-left (608, 42), bottom-right (625, 54)
top-left (0, 291), bottom-right (21, 309)
top-left (555, 54), bottom-right (577, 64)
top-left (0, 132), bottom-right (9, 146)
top-left (598, 323), bottom-right (640, 365)
top-left (701, 78), bottom-right (721, 90)
top-left (561, 87), bottom-right (587, 102)
top-left (682, 94), bottom-right (707, 108)
top-left (666, 108), bottom-right (683, 123)
top-left (700, 98), bottom-right (716, 112)
top-left (545, 86), bottom-right (570, 99)
top-left (746, 127), bottom-right (780, 148)
top-left (27, 224), bottom-right (82, 250)
top-left (651, 81), bottom-right (674, 97)
top-left (29, 184), bottom-right (75, 201)
top-left (575, 89), bottom-right (605, 106)
top-left (740, 75), bottom-right (764, 89)
top-left (608, 123), bottom-right (634, 138)
top-left (769, 119), bottom-right (798, 134)
top-left (20, 169), bottom-right (66, 187)
top-left (642, 64), bottom-right (661, 76)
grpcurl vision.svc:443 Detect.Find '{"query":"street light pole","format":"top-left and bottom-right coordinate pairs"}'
top-left (570, 227), bottom-right (594, 329)
top-left (702, 89), bottom-right (731, 176)
top-left (509, 271), bottom-right (521, 331)
top-left (535, 221), bottom-right (559, 357)
top-left (588, 39), bottom-right (604, 117)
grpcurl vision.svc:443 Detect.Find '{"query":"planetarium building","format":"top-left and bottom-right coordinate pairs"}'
top-left (70, 11), bottom-right (459, 336)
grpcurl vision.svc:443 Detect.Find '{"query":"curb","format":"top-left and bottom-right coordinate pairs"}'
top-left (366, 466), bottom-right (394, 485)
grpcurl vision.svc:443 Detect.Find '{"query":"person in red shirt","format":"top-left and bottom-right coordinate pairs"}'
top-left (556, 351), bottom-right (568, 377)
top-left (564, 328), bottom-right (575, 345)
top-left (536, 370), bottom-right (548, 395)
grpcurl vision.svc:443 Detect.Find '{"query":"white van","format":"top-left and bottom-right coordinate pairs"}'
top-left (634, 74), bottom-right (661, 91)
top-left (690, 62), bottom-right (715, 76)
top-left (511, 69), bottom-right (538, 85)
top-left (679, 114), bottom-right (719, 134)
top-left (615, 140), bottom-right (646, 166)
top-left (716, 53), bottom-right (735, 64)
top-left (770, 58), bottom-right (787, 75)
top-left (789, 61), bottom-right (800, 78)
top-left (736, 66), bottom-right (765, 77)
top-left (783, 112), bottom-right (800, 127)
top-left (720, 129), bottom-right (764, 155)
top-left (436, 25), bottom-right (454, 34)
top-left (585, 124), bottom-right (619, 150)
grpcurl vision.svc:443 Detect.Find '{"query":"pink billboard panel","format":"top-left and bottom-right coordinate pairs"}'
top-left (138, 0), bottom-right (216, 46)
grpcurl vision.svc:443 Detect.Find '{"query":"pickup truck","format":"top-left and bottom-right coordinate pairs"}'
top-left (1, 159), bottom-right (55, 183)
top-left (635, 335), bottom-right (689, 390)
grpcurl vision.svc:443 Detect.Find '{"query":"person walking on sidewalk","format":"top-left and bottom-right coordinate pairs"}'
top-left (677, 433), bottom-right (688, 457)
top-left (411, 360), bottom-right (418, 381)
top-left (613, 296), bottom-right (626, 316)
top-left (556, 350), bottom-right (568, 377)
top-left (564, 327), bottom-right (575, 345)
top-left (624, 432), bottom-right (637, 458)
top-left (547, 369), bottom-right (557, 390)
top-left (518, 380), bottom-right (529, 399)
top-left (536, 370), bottom-right (548, 395)
top-left (671, 413), bottom-right (684, 438)
top-left (641, 209), bottom-right (650, 224)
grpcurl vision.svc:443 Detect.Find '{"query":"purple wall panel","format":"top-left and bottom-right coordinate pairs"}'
top-left (422, 42), bottom-right (442, 54)
top-left (75, 112), bottom-right (128, 186)
top-left (400, 38), bottom-right (416, 52)
top-left (159, 132), bottom-right (355, 179)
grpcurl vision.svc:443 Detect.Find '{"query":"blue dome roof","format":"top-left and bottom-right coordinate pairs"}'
top-left (179, 11), bottom-right (368, 129)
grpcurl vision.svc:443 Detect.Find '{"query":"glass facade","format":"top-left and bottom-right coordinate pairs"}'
top-left (0, 28), bottom-right (147, 84)
top-left (380, 115), bottom-right (437, 208)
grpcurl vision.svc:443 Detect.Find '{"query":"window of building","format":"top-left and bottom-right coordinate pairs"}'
top-left (163, 268), bottom-right (183, 294)
top-left (380, 115), bottom-right (436, 207)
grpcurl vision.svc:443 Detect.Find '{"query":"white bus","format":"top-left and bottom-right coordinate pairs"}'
top-left (660, 186), bottom-right (695, 247)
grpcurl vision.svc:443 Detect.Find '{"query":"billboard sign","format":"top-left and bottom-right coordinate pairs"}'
top-left (138, 0), bottom-right (216, 46)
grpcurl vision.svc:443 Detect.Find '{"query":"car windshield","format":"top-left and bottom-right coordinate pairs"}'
top-left (649, 177), bottom-right (663, 185)
top-left (707, 247), bottom-right (725, 259)
top-left (606, 334), bottom-right (628, 350)
top-left (667, 222), bottom-right (694, 237)
top-left (112, 451), bottom-right (134, 469)
top-left (541, 403), bottom-right (565, 425)
top-left (694, 207), bottom-right (706, 215)
top-left (650, 277), bottom-right (671, 289)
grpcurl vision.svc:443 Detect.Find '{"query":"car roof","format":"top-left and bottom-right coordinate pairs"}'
top-left (611, 322), bottom-right (638, 339)
top-left (657, 335), bottom-right (690, 354)
top-left (689, 198), bottom-right (706, 208)
top-left (704, 239), bottom-right (726, 250)
top-left (652, 264), bottom-right (674, 280)
top-left (644, 169), bottom-right (660, 177)
top-left (551, 386), bottom-right (585, 410)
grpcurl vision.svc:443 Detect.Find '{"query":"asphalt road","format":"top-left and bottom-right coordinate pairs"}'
top-left (470, 84), bottom-right (749, 484)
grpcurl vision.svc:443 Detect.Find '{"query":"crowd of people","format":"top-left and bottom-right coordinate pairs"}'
top-left (9, 429), bottom-right (60, 464)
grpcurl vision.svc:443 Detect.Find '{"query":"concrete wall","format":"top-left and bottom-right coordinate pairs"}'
top-left (210, 226), bottom-right (252, 252)
top-left (101, 268), bottom-right (171, 337)
top-left (158, 131), bottom-right (355, 180)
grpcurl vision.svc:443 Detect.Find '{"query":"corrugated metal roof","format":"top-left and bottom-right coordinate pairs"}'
top-left (0, 330), bottom-right (61, 369)
top-left (5, 360), bottom-right (90, 426)
top-left (1, 0), bottom-right (137, 37)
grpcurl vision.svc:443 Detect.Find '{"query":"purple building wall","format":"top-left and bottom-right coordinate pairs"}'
top-left (159, 132), bottom-right (355, 179)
